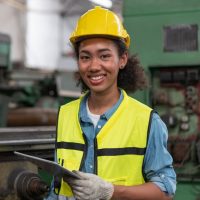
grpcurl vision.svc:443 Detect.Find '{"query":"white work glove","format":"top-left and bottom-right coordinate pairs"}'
top-left (68, 171), bottom-right (114, 200)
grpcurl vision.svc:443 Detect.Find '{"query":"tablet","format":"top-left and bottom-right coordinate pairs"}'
top-left (14, 151), bottom-right (80, 179)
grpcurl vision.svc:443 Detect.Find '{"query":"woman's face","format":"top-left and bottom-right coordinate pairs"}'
top-left (78, 38), bottom-right (127, 95)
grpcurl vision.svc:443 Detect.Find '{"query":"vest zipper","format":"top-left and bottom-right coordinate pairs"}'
top-left (79, 133), bottom-right (88, 170)
top-left (94, 138), bottom-right (98, 175)
top-left (54, 158), bottom-right (64, 195)
top-left (61, 158), bottom-right (64, 166)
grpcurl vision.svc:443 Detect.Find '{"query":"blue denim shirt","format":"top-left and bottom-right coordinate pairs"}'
top-left (46, 90), bottom-right (176, 199)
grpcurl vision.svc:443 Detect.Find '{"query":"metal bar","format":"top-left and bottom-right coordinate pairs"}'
top-left (0, 126), bottom-right (56, 134)
top-left (0, 138), bottom-right (55, 145)
top-left (0, 126), bottom-right (56, 152)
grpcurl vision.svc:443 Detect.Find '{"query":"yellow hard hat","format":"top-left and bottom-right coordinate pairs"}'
top-left (69, 6), bottom-right (130, 48)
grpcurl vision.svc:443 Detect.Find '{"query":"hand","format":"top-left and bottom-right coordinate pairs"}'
top-left (68, 171), bottom-right (114, 200)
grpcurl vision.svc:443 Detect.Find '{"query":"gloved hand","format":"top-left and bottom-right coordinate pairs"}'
top-left (68, 171), bottom-right (114, 200)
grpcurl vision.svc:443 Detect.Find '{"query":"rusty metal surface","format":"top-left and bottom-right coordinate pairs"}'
top-left (7, 108), bottom-right (57, 127)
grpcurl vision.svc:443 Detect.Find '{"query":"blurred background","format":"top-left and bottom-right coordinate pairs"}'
top-left (0, 0), bottom-right (200, 199)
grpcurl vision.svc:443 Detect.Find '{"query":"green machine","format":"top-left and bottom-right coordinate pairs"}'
top-left (0, 33), bottom-right (57, 199)
top-left (123, 0), bottom-right (200, 199)
top-left (0, 33), bottom-right (11, 69)
top-left (0, 33), bottom-right (11, 126)
top-left (0, 32), bottom-right (60, 128)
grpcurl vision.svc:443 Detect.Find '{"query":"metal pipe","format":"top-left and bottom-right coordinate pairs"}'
top-left (0, 138), bottom-right (55, 145)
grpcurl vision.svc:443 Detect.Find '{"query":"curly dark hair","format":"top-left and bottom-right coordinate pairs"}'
top-left (73, 38), bottom-right (148, 93)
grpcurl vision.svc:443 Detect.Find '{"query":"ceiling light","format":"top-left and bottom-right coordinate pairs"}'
top-left (89, 0), bottom-right (112, 9)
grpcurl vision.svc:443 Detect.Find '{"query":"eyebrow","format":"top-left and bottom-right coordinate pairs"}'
top-left (98, 48), bottom-right (111, 53)
top-left (79, 48), bottom-right (111, 54)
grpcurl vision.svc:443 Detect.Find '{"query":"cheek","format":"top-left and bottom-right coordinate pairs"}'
top-left (78, 62), bottom-right (87, 74)
top-left (112, 57), bottom-right (121, 67)
top-left (78, 67), bottom-right (89, 83)
top-left (110, 61), bottom-right (121, 72)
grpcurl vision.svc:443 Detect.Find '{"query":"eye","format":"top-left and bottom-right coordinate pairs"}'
top-left (100, 54), bottom-right (111, 60)
top-left (79, 55), bottom-right (90, 61)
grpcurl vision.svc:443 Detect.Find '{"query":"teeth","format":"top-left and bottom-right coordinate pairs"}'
top-left (91, 76), bottom-right (103, 80)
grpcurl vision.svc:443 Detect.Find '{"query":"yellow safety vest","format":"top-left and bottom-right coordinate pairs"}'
top-left (55, 90), bottom-right (153, 197)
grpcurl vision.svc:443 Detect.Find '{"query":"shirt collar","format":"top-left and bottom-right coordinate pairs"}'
top-left (79, 89), bottom-right (124, 122)
top-left (79, 92), bottom-right (91, 123)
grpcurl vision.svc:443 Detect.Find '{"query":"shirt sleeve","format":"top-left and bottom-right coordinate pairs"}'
top-left (143, 112), bottom-right (177, 196)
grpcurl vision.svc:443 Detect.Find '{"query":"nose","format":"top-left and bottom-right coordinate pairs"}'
top-left (89, 56), bottom-right (101, 71)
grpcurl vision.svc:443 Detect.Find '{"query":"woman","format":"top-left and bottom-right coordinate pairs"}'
top-left (49, 6), bottom-right (176, 200)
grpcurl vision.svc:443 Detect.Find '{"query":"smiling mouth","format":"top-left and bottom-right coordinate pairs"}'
top-left (90, 75), bottom-right (104, 80)
top-left (88, 75), bottom-right (105, 85)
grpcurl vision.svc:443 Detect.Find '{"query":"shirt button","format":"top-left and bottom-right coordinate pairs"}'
top-left (97, 125), bottom-right (101, 129)
top-left (90, 145), bottom-right (93, 148)
top-left (89, 165), bottom-right (93, 169)
top-left (161, 174), bottom-right (165, 178)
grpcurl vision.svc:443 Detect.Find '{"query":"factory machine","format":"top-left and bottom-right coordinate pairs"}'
top-left (0, 27), bottom-right (83, 199)
top-left (0, 33), bottom-right (59, 199)
top-left (0, 33), bottom-right (59, 128)
top-left (2, 0), bottom-right (200, 198)
top-left (0, 31), bottom-right (81, 199)
top-left (123, 0), bottom-right (200, 199)
top-left (0, 126), bottom-right (56, 200)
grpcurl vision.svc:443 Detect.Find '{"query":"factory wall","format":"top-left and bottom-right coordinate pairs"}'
top-left (0, 0), bottom-right (79, 71)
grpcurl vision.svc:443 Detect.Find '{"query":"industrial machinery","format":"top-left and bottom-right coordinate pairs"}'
top-left (123, 0), bottom-right (200, 199)
top-left (0, 33), bottom-right (58, 199)
top-left (3, 0), bottom-right (200, 198)
top-left (0, 31), bottom-right (81, 199)
top-left (0, 32), bottom-right (60, 127)
top-left (0, 126), bottom-right (56, 200)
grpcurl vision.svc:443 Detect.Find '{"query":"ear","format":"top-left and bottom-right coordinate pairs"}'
top-left (119, 51), bottom-right (128, 69)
